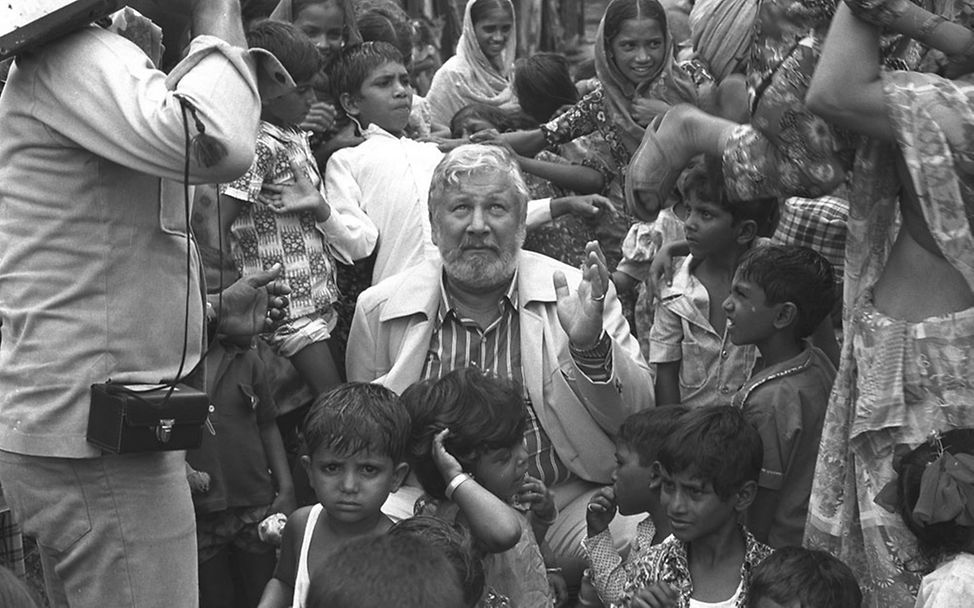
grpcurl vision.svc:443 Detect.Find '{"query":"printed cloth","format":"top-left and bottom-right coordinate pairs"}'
top-left (617, 527), bottom-right (772, 608)
top-left (805, 69), bottom-right (974, 607)
top-left (771, 195), bottom-right (848, 282)
top-left (582, 516), bottom-right (658, 605)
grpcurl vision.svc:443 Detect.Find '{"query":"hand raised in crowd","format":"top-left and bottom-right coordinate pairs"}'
top-left (631, 582), bottom-right (680, 608)
top-left (214, 263), bottom-right (291, 336)
top-left (515, 473), bottom-right (557, 523)
top-left (258, 160), bottom-right (331, 222)
top-left (586, 486), bottom-right (618, 537)
top-left (551, 194), bottom-right (616, 224)
top-left (300, 101), bottom-right (337, 135)
top-left (630, 98), bottom-right (672, 128)
top-left (554, 240), bottom-right (610, 349)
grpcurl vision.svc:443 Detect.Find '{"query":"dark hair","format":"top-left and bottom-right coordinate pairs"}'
top-left (404, 368), bottom-right (527, 500)
top-left (680, 155), bottom-right (777, 232)
top-left (307, 534), bottom-right (466, 608)
top-left (389, 516), bottom-right (486, 608)
top-left (736, 245), bottom-right (837, 338)
top-left (469, 0), bottom-right (514, 26)
top-left (302, 382), bottom-right (411, 463)
top-left (896, 429), bottom-right (974, 570)
top-left (513, 54), bottom-right (579, 124)
top-left (246, 19), bottom-right (321, 85)
top-left (329, 41), bottom-right (404, 99)
top-left (241, 0), bottom-right (277, 25)
top-left (749, 547), bottom-right (863, 608)
top-left (658, 406), bottom-right (762, 501)
top-left (449, 103), bottom-right (511, 137)
top-left (603, 0), bottom-right (667, 48)
top-left (617, 406), bottom-right (689, 467)
top-left (357, 2), bottom-right (414, 69)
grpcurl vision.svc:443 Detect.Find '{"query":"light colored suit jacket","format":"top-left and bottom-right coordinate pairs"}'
top-left (347, 250), bottom-right (655, 483)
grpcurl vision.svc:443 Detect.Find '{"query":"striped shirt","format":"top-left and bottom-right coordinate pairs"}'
top-left (422, 271), bottom-right (575, 486)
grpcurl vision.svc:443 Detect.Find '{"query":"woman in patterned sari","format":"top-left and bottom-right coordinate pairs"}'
top-left (803, 3), bottom-right (974, 607)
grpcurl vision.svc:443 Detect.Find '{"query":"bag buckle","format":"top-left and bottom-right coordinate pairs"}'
top-left (155, 418), bottom-right (176, 444)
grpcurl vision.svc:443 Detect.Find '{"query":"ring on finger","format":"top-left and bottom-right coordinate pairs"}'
top-left (591, 294), bottom-right (606, 302)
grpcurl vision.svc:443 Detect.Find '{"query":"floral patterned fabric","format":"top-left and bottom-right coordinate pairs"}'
top-left (616, 527), bottom-right (772, 608)
top-left (220, 121), bottom-right (339, 324)
top-left (805, 70), bottom-right (974, 607)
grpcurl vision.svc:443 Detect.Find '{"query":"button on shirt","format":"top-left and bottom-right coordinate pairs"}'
top-left (649, 255), bottom-right (757, 408)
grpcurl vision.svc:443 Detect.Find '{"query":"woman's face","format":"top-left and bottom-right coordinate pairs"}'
top-left (294, 1), bottom-right (345, 58)
top-left (473, 8), bottom-right (514, 61)
top-left (610, 17), bottom-right (665, 85)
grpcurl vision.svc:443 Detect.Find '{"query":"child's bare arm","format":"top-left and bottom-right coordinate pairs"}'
top-left (655, 362), bottom-right (681, 407)
top-left (432, 429), bottom-right (521, 553)
top-left (257, 579), bottom-right (294, 608)
top-left (517, 157), bottom-right (604, 194)
top-left (260, 421), bottom-right (296, 516)
top-left (256, 507), bottom-right (308, 608)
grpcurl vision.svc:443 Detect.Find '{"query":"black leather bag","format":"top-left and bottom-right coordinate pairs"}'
top-left (87, 383), bottom-right (209, 454)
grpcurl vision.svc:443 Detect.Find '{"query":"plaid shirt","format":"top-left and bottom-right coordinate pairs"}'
top-left (771, 196), bottom-right (848, 283)
top-left (616, 527), bottom-right (773, 608)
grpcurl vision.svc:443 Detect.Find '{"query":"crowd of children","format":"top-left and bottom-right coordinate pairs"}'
top-left (3, 0), bottom-right (974, 606)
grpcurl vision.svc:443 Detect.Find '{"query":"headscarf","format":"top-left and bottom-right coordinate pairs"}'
top-left (594, 0), bottom-right (703, 155)
top-left (688, 0), bottom-right (757, 81)
top-left (271, 0), bottom-right (362, 45)
top-left (452, 0), bottom-right (518, 105)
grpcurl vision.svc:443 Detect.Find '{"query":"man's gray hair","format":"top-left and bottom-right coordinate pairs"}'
top-left (428, 144), bottom-right (531, 216)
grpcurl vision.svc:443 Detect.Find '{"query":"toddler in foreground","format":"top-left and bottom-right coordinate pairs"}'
top-left (257, 383), bottom-right (410, 608)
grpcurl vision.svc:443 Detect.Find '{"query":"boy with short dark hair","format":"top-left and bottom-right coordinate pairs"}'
top-left (621, 406), bottom-right (772, 608)
top-left (325, 41), bottom-right (445, 285)
top-left (257, 383), bottom-right (411, 608)
top-left (722, 245), bottom-right (837, 548)
top-left (748, 547), bottom-right (862, 608)
top-left (583, 406), bottom-right (689, 606)
top-left (650, 158), bottom-right (777, 408)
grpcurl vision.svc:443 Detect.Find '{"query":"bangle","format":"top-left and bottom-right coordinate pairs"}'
top-left (445, 473), bottom-right (472, 500)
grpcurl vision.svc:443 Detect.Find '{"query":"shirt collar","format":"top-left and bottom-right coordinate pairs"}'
top-left (436, 269), bottom-right (519, 329)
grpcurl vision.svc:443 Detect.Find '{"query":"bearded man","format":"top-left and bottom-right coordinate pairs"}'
top-left (346, 143), bottom-right (654, 583)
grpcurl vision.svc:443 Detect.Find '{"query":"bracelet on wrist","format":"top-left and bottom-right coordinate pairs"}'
top-left (445, 472), bottom-right (473, 500)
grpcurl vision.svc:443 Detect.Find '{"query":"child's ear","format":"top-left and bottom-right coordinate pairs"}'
top-left (733, 480), bottom-right (758, 512)
top-left (339, 91), bottom-right (359, 116)
top-left (648, 460), bottom-right (663, 488)
top-left (773, 302), bottom-right (799, 330)
top-left (734, 219), bottom-right (758, 245)
top-left (390, 462), bottom-right (410, 492)
top-left (300, 455), bottom-right (312, 476)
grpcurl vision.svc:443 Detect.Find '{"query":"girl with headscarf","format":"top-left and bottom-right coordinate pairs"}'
top-left (803, 3), bottom-right (974, 607)
top-left (425, 0), bottom-right (519, 132)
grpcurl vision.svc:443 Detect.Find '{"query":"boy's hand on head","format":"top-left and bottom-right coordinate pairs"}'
top-left (586, 486), bottom-right (617, 536)
top-left (300, 102), bottom-right (337, 135)
top-left (631, 582), bottom-right (679, 608)
top-left (432, 428), bottom-right (464, 481)
top-left (516, 474), bottom-right (556, 522)
top-left (261, 161), bottom-right (331, 222)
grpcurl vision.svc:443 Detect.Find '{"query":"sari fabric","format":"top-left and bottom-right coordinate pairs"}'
top-left (425, 0), bottom-right (518, 127)
top-left (805, 70), bottom-right (974, 608)
top-left (688, 0), bottom-right (758, 81)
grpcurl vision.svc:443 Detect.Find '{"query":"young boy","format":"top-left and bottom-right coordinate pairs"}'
top-left (583, 406), bottom-right (689, 606)
top-left (748, 547), bottom-right (862, 608)
top-left (650, 159), bottom-right (777, 408)
top-left (219, 20), bottom-right (377, 397)
top-left (722, 245), bottom-right (837, 548)
top-left (325, 41), bottom-right (445, 285)
top-left (187, 247), bottom-right (297, 608)
top-left (621, 406), bottom-right (773, 608)
top-left (257, 383), bottom-right (411, 608)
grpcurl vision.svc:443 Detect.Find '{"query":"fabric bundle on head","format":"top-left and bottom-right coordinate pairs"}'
top-left (594, 0), bottom-right (702, 156)
top-left (688, 0), bottom-right (757, 81)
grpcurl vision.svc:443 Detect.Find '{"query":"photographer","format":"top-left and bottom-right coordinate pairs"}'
top-left (0, 1), bottom-right (283, 606)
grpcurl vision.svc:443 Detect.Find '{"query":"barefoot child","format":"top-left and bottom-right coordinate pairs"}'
top-left (257, 383), bottom-right (410, 608)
